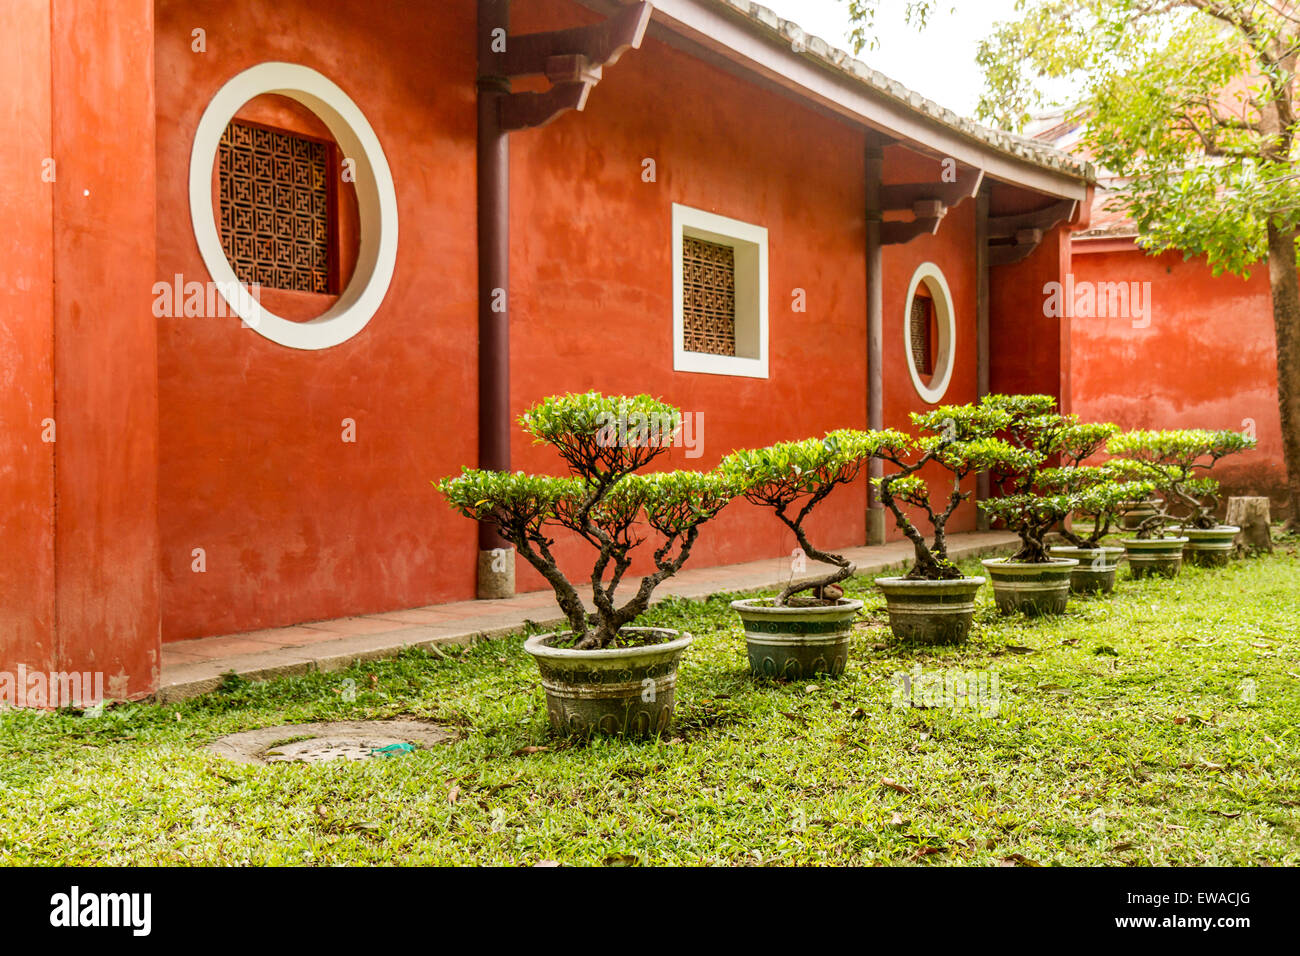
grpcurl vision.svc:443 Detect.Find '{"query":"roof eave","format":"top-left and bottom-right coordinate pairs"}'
top-left (573, 0), bottom-right (1095, 200)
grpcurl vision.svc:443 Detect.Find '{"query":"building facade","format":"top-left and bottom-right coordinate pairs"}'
top-left (0, 0), bottom-right (1093, 698)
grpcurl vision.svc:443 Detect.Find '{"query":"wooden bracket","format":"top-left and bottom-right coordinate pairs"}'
top-left (493, 1), bottom-right (652, 132)
top-left (878, 166), bottom-right (984, 212)
top-left (987, 199), bottom-right (1077, 266)
top-left (875, 167), bottom-right (984, 246)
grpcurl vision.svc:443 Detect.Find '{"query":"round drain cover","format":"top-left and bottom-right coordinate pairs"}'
top-left (208, 720), bottom-right (456, 765)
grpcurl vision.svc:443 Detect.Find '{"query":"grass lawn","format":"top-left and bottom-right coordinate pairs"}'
top-left (2, 546), bottom-right (1298, 866)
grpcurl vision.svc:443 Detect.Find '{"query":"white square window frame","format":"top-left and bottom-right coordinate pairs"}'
top-left (672, 203), bottom-right (769, 379)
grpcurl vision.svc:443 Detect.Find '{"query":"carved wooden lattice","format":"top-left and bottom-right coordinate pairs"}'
top-left (910, 294), bottom-right (934, 376)
top-left (682, 236), bottom-right (736, 356)
top-left (219, 122), bottom-right (331, 293)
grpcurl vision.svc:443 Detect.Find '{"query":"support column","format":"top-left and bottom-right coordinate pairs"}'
top-left (975, 183), bottom-right (991, 530)
top-left (50, 0), bottom-right (160, 699)
top-left (477, 0), bottom-right (517, 599)
top-left (865, 134), bottom-right (886, 546)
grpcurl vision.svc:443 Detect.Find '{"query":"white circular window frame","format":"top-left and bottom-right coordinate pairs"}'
top-left (903, 261), bottom-right (956, 404)
top-left (189, 62), bottom-right (398, 350)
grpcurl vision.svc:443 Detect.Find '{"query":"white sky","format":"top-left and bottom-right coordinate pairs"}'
top-left (759, 0), bottom-right (1027, 119)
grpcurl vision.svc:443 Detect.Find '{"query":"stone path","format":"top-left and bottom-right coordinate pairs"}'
top-left (157, 531), bottom-right (1017, 701)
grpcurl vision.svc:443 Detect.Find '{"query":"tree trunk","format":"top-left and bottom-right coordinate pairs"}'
top-left (1266, 222), bottom-right (1300, 530)
top-left (1226, 496), bottom-right (1274, 554)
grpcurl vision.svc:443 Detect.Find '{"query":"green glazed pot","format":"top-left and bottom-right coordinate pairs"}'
top-left (524, 628), bottom-right (690, 738)
top-left (1181, 526), bottom-right (1240, 568)
top-left (874, 576), bottom-right (985, 644)
top-left (731, 598), bottom-right (862, 679)
top-left (982, 558), bottom-right (1078, 616)
top-left (1121, 536), bottom-right (1188, 579)
top-left (1049, 546), bottom-right (1125, 594)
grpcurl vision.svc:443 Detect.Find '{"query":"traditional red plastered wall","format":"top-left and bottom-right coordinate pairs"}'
top-left (155, 0), bottom-right (479, 640)
top-left (1070, 244), bottom-right (1285, 502)
top-left (881, 148), bottom-right (983, 537)
top-left (47, 0), bottom-right (162, 695)
top-left (504, 1), bottom-right (997, 590)
top-left (990, 224), bottom-right (1071, 405)
top-left (0, 0), bottom-right (57, 678)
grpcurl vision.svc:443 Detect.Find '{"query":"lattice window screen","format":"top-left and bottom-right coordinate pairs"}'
top-left (910, 295), bottom-right (934, 376)
top-left (681, 235), bottom-right (737, 356)
top-left (219, 122), bottom-right (332, 293)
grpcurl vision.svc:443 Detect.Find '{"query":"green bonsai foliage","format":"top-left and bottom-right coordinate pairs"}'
top-left (1107, 429), bottom-right (1257, 536)
top-left (438, 393), bottom-right (736, 650)
top-left (980, 400), bottom-right (1152, 558)
top-left (1050, 467), bottom-right (1157, 549)
top-left (875, 402), bottom-right (1036, 580)
top-left (720, 429), bottom-right (909, 605)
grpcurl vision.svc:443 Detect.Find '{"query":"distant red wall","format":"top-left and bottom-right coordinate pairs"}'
top-left (155, 0), bottom-right (479, 640)
top-left (1070, 243), bottom-right (1285, 502)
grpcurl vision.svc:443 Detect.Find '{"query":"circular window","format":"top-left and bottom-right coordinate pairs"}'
top-left (903, 262), bottom-right (956, 404)
top-left (189, 63), bottom-right (398, 350)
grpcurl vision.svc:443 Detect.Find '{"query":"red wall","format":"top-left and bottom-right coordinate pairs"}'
top-left (1070, 244), bottom-right (1285, 501)
top-left (155, 0), bottom-right (479, 640)
top-left (0, 0), bottom-right (56, 677)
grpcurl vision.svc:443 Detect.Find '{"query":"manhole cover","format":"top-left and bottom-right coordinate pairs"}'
top-left (208, 720), bottom-right (456, 765)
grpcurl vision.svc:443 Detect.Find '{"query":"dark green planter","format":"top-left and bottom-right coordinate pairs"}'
top-left (1049, 546), bottom-right (1125, 594)
top-left (1181, 525), bottom-right (1239, 567)
top-left (524, 628), bottom-right (690, 738)
top-left (731, 598), bottom-right (862, 679)
top-left (1122, 536), bottom-right (1187, 579)
top-left (874, 576), bottom-right (985, 644)
top-left (982, 558), bottom-right (1078, 616)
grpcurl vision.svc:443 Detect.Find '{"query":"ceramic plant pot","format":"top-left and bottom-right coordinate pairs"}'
top-left (731, 598), bottom-right (863, 679)
top-left (981, 558), bottom-right (1078, 616)
top-left (1181, 526), bottom-right (1240, 568)
top-left (523, 628), bottom-right (691, 738)
top-left (874, 576), bottom-right (986, 644)
top-left (1049, 546), bottom-right (1125, 594)
top-left (1121, 537), bottom-right (1188, 579)
top-left (1120, 500), bottom-right (1160, 530)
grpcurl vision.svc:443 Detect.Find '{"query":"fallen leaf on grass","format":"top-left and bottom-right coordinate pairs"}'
top-left (513, 746), bottom-right (550, 756)
top-left (849, 708), bottom-right (867, 720)
top-left (881, 778), bottom-right (912, 795)
top-left (447, 786), bottom-right (460, 805)
top-left (910, 846), bottom-right (946, 861)
top-left (999, 854), bottom-right (1041, 867)
top-left (1003, 645), bottom-right (1036, 655)
top-left (533, 860), bottom-right (561, 867)
top-left (603, 854), bottom-right (640, 867)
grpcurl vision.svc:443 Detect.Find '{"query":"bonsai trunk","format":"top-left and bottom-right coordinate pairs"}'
top-left (1266, 221), bottom-right (1300, 531)
top-left (778, 519), bottom-right (854, 605)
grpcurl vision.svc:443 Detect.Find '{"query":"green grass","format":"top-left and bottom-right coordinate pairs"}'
top-left (2, 547), bottom-right (1299, 866)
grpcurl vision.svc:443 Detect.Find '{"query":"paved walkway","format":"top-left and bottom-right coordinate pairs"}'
top-left (157, 531), bottom-right (1018, 701)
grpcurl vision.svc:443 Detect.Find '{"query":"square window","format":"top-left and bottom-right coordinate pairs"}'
top-left (672, 204), bottom-right (769, 378)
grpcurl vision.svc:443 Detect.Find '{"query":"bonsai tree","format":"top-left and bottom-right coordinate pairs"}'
top-left (720, 429), bottom-right (910, 605)
top-left (438, 393), bottom-right (735, 649)
top-left (1051, 467), bottom-right (1156, 550)
top-left (1107, 429), bottom-right (1257, 536)
top-left (978, 400), bottom-right (1150, 560)
top-left (875, 402), bottom-right (1038, 579)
